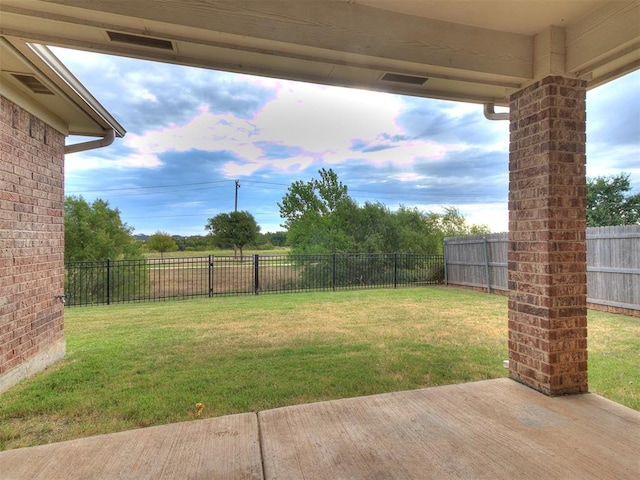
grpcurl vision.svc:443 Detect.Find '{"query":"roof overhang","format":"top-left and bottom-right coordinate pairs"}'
top-left (0, 35), bottom-right (125, 138)
top-left (0, 1), bottom-right (638, 107)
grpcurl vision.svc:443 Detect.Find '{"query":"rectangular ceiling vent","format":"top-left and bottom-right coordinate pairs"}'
top-left (11, 73), bottom-right (54, 95)
top-left (380, 72), bottom-right (428, 86)
top-left (107, 31), bottom-right (174, 50)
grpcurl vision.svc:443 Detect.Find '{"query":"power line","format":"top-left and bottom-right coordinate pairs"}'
top-left (242, 180), bottom-right (290, 187)
top-left (125, 214), bottom-right (210, 219)
top-left (243, 179), bottom-right (505, 198)
top-left (67, 177), bottom-right (505, 199)
top-left (68, 185), bottom-right (231, 199)
top-left (66, 179), bottom-right (233, 195)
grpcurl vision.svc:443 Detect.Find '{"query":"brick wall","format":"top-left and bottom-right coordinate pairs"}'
top-left (0, 95), bottom-right (66, 393)
top-left (508, 76), bottom-right (588, 396)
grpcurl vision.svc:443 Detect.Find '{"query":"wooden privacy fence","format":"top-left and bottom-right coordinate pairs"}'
top-left (586, 226), bottom-right (640, 312)
top-left (444, 225), bottom-right (640, 314)
top-left (444, 232), bottom-right (508, 294)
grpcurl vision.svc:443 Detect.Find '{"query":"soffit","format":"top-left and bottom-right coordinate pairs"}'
top-left (0, 1), bottom-right (638, 105)
top-left (353, 1), bottom-right (603, 36)
top-left (0, 36), bottom-right (125, 137)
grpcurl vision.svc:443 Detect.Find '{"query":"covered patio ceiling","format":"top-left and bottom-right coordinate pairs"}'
top-left (1, 0), bottom-right (639, 107)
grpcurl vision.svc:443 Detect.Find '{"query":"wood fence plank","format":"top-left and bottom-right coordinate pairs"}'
top-left (444, 227), bottom-right (639, 311)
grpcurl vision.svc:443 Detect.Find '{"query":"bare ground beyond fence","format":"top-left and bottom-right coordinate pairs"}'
top-left (147, 258), bottom-right (301, 298)
top-left (65, 253), bottom-right (444, 306)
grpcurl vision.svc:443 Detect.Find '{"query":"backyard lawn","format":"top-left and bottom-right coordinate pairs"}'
top-left (1, 286), bottom-right (638, 450)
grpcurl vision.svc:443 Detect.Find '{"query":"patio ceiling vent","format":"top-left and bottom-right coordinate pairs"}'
top-left (380, 72), bottom-right (428, 86)
top-left (11, 73), bottom-right (54, 95)
top-left (107, 31), bottom-right (174, 51)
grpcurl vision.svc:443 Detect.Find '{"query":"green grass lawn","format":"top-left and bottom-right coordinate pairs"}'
top-left (1, 287), bottom-right (638, 450)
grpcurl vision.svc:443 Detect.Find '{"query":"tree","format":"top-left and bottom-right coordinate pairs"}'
top-left (147, 231), bottom-right (178, 259)
top-left (587, 173), bottom-right (640, 226)
top-left (395, 206), bottom-right (441, 253)
top-left (64, 196), bottom-right (144, 303)
top-left (64, 195), bottom-right (140, 261)
top-left (278, 168), bottom-right (352, 254)
top-left (279, 170), bottom-right (490, 255)
top-left (263, 231), bottom-right (288, 247)
top-left (172, 235), bottom-right (210, 251)
top-left (205, 210), bottom-right (260, 257)
top-left (423, 206), bottom-right (491, 251)
top-left (278, 168), bottom-right (349, 229)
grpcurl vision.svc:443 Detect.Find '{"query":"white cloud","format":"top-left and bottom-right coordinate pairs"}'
top-left (222, 161), bottom-right (267, 177)
top-left (122, 83), bottom-right (452, 177)
top-left (223, 156), bottom-right (316, 177)
top-left (124, 106), bottom-right (257, 153)
top-left (136, 89), bottom-right (158, 103)
top-left (65, 152), bottom-right (162, 171)
top-left (254, 82), bottom-right (404, 152)
top-left (116, 153), bottom-right (162, 169)
top-left (395, 172), bottom-right (426, 182)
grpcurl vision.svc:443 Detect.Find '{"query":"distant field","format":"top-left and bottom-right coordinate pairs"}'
top-left (147, 260), bottom-right (300, 296)
top-left (142, 247), bottom-right (290, 259)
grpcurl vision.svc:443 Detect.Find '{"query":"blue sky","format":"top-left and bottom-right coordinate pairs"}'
top-left (54, 47), bottom-right (640, 236)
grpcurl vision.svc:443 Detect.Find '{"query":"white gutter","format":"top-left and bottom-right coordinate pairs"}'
top-left (483, 103), bottom-right (509, 121)
top-left (64, 129), bottom-right (115, 154)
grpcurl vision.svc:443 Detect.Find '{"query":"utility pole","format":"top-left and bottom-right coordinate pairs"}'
top-left (234, 179), bottom-right (240, 212)
top-left (234, 179), bottom-right (240, 257)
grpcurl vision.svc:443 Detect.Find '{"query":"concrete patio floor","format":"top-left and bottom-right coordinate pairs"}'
top-left (1, 378), bottom-right (638, 479)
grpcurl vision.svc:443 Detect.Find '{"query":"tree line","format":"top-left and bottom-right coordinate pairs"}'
top-left (277, 168), bottom-right (489, 255)
top-left (64, 171), bottom-right (640, 262)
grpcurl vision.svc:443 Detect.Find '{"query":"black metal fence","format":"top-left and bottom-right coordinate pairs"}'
top-left (64, 253), bottom-right (445, 306)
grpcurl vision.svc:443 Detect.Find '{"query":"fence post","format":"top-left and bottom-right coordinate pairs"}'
top-left (483, 236), bottom-right (491, 293)
top-left (393, 253), bottom-right (398, 288)
top-left (106, 258), bottom-right (111, 305)
top-left (254, 254), bottom-right (260, 295)
top-left (208, 255), bottom-right (214, 297)
top-left (443, 240), bottom-right (448, 285)
top-left (332, 253), bottom-right (337, 291)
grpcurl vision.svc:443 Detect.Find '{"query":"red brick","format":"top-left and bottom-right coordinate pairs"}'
top-left (507, 76), bottom-right (588, 396)
top-left (0, 95), bottom-right (65, 385)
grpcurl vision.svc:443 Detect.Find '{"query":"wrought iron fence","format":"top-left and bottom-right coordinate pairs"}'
top-left (64, 253), bottom-right (445, 306)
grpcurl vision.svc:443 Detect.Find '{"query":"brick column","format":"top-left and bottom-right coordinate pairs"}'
top-left (508, 76), bottom-right (588, 395)
top-left (0, 96), bottom-right (66, 393)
